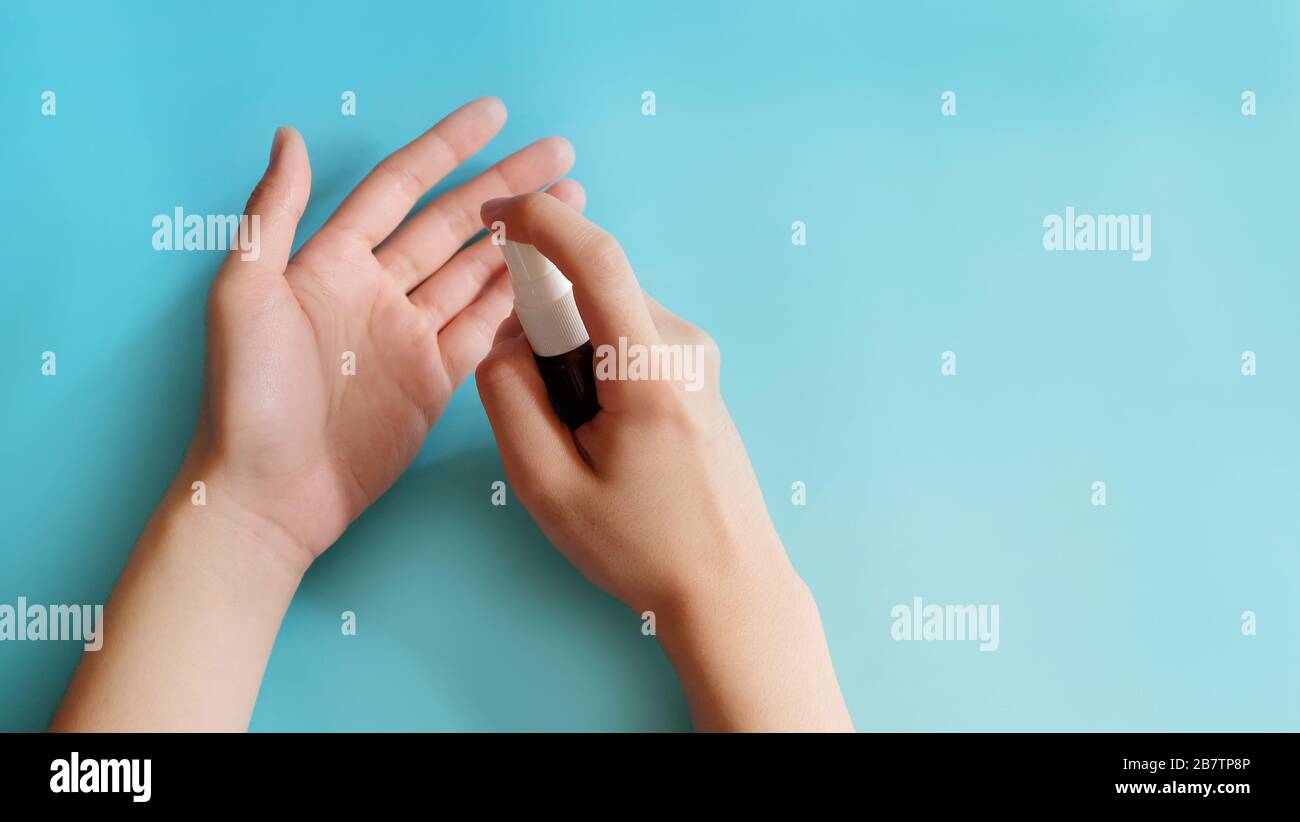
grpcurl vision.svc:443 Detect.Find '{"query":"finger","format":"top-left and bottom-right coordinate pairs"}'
top-left (641, 290), bottom-right (696, 342)
top-left (641, 290), bottom-right (677, 332)
top-left (220, 127), bottom-right (311, 285)
top-left (493, 313), bottom-right (523, 347)
top-left (410, 178), bottom-right (586, 328)
top-left (438, 271), bottom-right (515, 388)
top-left (377, 136), bottom-right (575, 292)
top-left (323, 96), bottom-right (506, 247)
top-left (479, 192), bottom-right (660, 352)
top-left (640, 290), bottom-right (721, 393)
top-left (434, 180), bottom-right (586, 387)
top-left (476, 333), bottom-right (590, 488)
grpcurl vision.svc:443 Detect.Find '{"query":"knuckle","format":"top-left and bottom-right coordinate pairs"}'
top-left (577, 232), bottom-right (627, 283)
top-left (376, 159), bottom-right (427, 201)
top-left (474, 352), bottom-right (511, 389)
top-left (696, 328), bottom-right (721, 368)
top-left (463, 311), bottom-right (498, 351)
top-left (247, 176), bottom-right (302, 222)
top-left (511, 191), bottom-right (550, 224)
top-left (246, 177), bottom-right (278, 211)
top-left (383, 248), bottom-right (422, 290)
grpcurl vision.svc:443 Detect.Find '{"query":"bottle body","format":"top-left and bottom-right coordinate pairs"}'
top-left (533, 341), bottom-right (600, 429)
top-left (499, 240), bottom-right (601, 430)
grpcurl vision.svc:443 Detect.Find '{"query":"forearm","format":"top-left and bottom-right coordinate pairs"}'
top-left (50, 466), bottom-right (309, 731)
top-left (659, 551), bottom-right (854, 733)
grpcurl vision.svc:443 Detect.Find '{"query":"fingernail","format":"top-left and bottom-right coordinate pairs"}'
top-left (269, 126), bottom-right (288, 166)
top-left (481, 196), bottom-right (512, 220)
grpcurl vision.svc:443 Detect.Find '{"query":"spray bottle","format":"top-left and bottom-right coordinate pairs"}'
top-left (500, 241), bottom-right (600, 429)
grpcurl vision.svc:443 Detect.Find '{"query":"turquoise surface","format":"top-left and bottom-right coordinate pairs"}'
top-left (2, 0), bottom-right (1297, 730)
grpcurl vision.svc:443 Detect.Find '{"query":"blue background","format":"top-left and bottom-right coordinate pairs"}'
top-left (2, 0), bottom-right (1297, 730)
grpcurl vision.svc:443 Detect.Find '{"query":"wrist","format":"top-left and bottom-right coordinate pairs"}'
top-left (649, 540), bottom-right (851, 731)
top-left (161, 451), bottom-right (317, 582)
top-left (58, 456), bottom-right (311, 731)
top-left (651, 533), bottom-right (807, 661)
top-left (665, 528), bottom-right (806, 626)
top-left (661, 555), bottom-right (811, 646)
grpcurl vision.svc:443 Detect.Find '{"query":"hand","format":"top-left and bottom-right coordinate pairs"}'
top-left (51, 102), bottom-right (585, 731)
top-left (474, 194), bottom-right (853, 731)
top-left (475, 192), bottom-right (785, 611)
top-left (189, 97), bottom-right (583, 567)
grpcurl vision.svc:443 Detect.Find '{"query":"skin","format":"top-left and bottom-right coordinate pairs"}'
top-left (50, 97), bottom-right (852, 732)
top-left (476, 194), bottom-right (853, 731)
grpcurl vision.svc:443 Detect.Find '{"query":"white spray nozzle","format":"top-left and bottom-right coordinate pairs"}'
top-left (500, 240), bottom-right (590, 357)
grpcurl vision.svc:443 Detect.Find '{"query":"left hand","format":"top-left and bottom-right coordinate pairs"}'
top-left (187, 97), bottom-right (583, 567)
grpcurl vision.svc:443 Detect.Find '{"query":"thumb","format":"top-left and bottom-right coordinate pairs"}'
top-left (476, 330), bottom-right (588, 491)
top-left (221, 126), bottom-right (311, 282)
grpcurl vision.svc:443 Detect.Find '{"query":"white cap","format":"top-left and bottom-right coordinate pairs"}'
top-left (501, 241), bottom-right (590, 357)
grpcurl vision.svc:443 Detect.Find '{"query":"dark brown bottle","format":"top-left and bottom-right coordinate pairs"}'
top-left (533, 341), bottom-right (600, 429)
top-left (501, 240), bottom-right (601, 430)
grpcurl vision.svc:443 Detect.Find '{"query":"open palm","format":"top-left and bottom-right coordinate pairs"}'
top-left (192, 98), bottom-right (582, 559)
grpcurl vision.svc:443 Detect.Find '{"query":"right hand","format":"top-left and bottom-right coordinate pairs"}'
top-left (475, 193), bottom-right (798, 616)
top-left (476, 193), bottom-right (853, 731)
